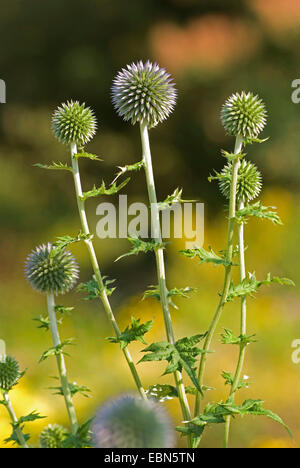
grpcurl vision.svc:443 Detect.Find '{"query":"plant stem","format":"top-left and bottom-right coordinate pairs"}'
top-left (70, 143), bottom-right (147, 400)
top-left (46, 292), bottom-right (78, 434)
top-left (139, 122), bottom-right (193, 448)
top-left (3, 392), bottom-right (29, 448)
top-left (223, 199), bottom-right (247, 448)
top-left (194, 136), bottom-right (243, 420)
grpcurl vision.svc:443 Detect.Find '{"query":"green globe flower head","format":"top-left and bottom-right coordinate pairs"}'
top-left (52, 101), bottom-right (97, 145)
top-left (111, 61), bottom-right (177, 128)
top-left (40, 424), bottom-right (68, 448)
top-left (219, 159), bottom-right (262, 202)
top-left (92, 394), bottom-right (175, 448)
top-left (0, 355), bottom-right (22, 392)
top-left (221, 92), bottom-right (267, 138)
top-left (25, 243), bottom-right (79, 295)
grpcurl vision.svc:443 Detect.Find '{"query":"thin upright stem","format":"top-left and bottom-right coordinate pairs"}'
top-left (194, 136), bottom-right (243, 420)
top-left (223, 199), bottom-right (247, 448)
top-left (70, 143), bottom-right (147, 400)
top-left (47, 292), bottom-right (78, 434)
top-left (3, 392), bottom-right (29, 448)
top-left (139, 122), bottom-right (193, 448)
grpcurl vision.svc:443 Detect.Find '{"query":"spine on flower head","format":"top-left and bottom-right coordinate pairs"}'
top-left (111, 60), bottom-right (177, 127)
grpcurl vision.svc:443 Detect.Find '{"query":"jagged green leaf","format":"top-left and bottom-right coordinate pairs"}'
top-left (221, 328), bottom-right (257, 346)
top-left (107, 317), bottom-right (154, 349)
top-left (140, 333), bottom-right (207, 393)
top-left (34, 161), bottom-right (72, 172)
top-left (235, 201), bottom-right (282, 225)
top-left (142, 285), bottom-right (195, 309)
top-left (116, 237), bottom-right (167, 261)
top-left (74, 151), bottom-right (103, 161)
top-left (49, 380), bottom-right (92, 398)
top-left (180, 246), bottom-right (234, 267)
top-left (39, 338), bottom-right (74, 362)
top-left (53, 232), bottom-right (93, 252)
top-left (63, 419), bottom-right (93, 448)
top-left (158, 188), bottom-right (196, 210)
top-left (222, 371), bottom-right (250, 390)
top-left (77, 275), bottom-right (116, 300)
top-left (112, 160), bottom-right (144, 184)
top-left (80, 178), bottom-right (130, 201)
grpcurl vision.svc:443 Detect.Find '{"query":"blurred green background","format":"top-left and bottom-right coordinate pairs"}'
top-left (0, 0), bottom-right (300, 448)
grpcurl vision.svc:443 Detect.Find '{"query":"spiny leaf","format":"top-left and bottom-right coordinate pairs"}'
top-left (226, 272), bottom-right (295, 302)
top-left (39, 339), bottom-right (74, 362)
top-left (116, 237), bottom-right (167, 261)
top-left (235, 201), bottom-right (282, 225)
top-left (158, 188), bottom-right (196, 210)
top-left (142, 285), bottom-right (195, 309)
top-left (79, 178), bottom-right (130, 201)
top-left (222, 371), bottom-right (250, 390)
top-left (49, 380), bottom-right (91, 398)
top-left (15, 411), bottom-right (45, 426)
top-left (112, 160), bottom-right (144, 184)
top-left (74, 151), bottom-right (103, 162)
top-left (139, 333), bottom-right (207, 393)
top-left (33, 315), bottom-right (52, 331)
top-left (180, 246), bottom-right (235, 267)
top-left (34, 161), bottom-right (73, 172)
top-left (77, 275), bottom-right (116, 300)
top-left (243, 136), bottom-right (269, 146)
top-left (53, 232), bottom-right (93, 252)
top-left (146, 384), bottom-right (178, 402)
top-left (54, 305), bottom-right (74, 316)
top-left (63, 419), bottom-right (93, 448)
top-left (107, 317), bottom-right (154, 349)
top-left (221, 328), bottom-right (256, 346)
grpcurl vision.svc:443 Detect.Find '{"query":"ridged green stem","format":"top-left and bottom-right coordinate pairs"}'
top-left (223, 199), bottom-right (247, 448)
top-left (70, 143), bottom-right (147, 400)
top-left (194, 136), bottom-right (243, 423)
top-left (139, 122), bottom-right (193, 448)
top-left (47, 292), bottom-right (78, 434)
top-left (3, 392), bottom-right (29, 448)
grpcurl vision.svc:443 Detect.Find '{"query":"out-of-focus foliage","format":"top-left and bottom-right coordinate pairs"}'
top-left (0, 0), bottom-right (300, 448)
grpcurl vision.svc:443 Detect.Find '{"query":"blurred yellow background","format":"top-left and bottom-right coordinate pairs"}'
top-left (0, 0), bottom-right (300, 448)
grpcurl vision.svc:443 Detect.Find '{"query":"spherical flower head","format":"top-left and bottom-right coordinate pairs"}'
top-left (221, 92), bottom-right (267, 138)
top-left (219, 159), bottom-right (262, 202)
top-left (40, 424), bottom-right (68, 448)
top-left (111, 61), bottom-right (177, 128)
top-left (92, 394), bottom-right (175, 448)
top-left (52, 101), bottom-right (97, 145)
top-left (25, 243), bottom-right (79, 295)
top-left (0, 355), bottom-right (21, 392)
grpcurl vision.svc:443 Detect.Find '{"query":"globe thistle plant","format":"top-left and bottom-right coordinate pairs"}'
top-left (25, 243), bottom-right (79, 295)
top-left (52, 101), bottom-right (97, 145)
top-left (112, 61), bottom-right (177, 128)
top-left (218, 159), bottom-right (262, 202)
top-left (221, 91), bottom-right (267, 139)
top-left (92, 394), bottom-right (175, 448)
top-left (25, 243), bottom-right (79, 434)
top-left (112, 61), bottom-right (193, 446)
top-left (40, 424), bottom-right (68, 448)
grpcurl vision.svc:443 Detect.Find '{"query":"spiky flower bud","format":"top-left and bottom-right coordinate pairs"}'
top-left (52, 101), bottom-right (97, 145)
top-left (40, 424), bottom-right (68, 448)
top-left (0, 356), bottom-right (21, 392)
top-left (219, 159), bottom-right (262, 202)
top-left (111, 61), bottom-right (177, 128)
top-left (221, 92), bottom-right (267, 138)
top-left (25, 243), bottom-right (79, 295)
top-left (92, 394), bottom-right (175, 448)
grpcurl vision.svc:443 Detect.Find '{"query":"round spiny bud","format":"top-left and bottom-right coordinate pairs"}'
top-left (111, 61), bottom-right (177, 128)
top-left (25, 243), bottom-right (79, 295)
top-left (221, 92), bottom-right (267, 138)
top-left (52, 101), bottom-right (97, 145)
top-left (219, 159), bottom-right (262, 202)
top-left (40, 424), bottom-right (68, 448)
top-left (0, 356), bottom-right (21, 392)
top-left (92, 394), bottom-right (175, 448)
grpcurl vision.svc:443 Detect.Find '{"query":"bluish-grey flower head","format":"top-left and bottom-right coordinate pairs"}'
top-left (111, 61), bottom-right (177, 128)
top-left (92, 394), bottom-right (175, 448)
top-left (40, 424), bottom-right (68, 448)
top-left (52, 101), bottom-right (97, 145)
top-left (221, 92), bottom-right (267, 138)
top-left (25, 243), bottom-right (79, 295)
top-left (219, 159), bottom-right (262, 202)
top-left (0, 355), bottom-right (21, 392)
